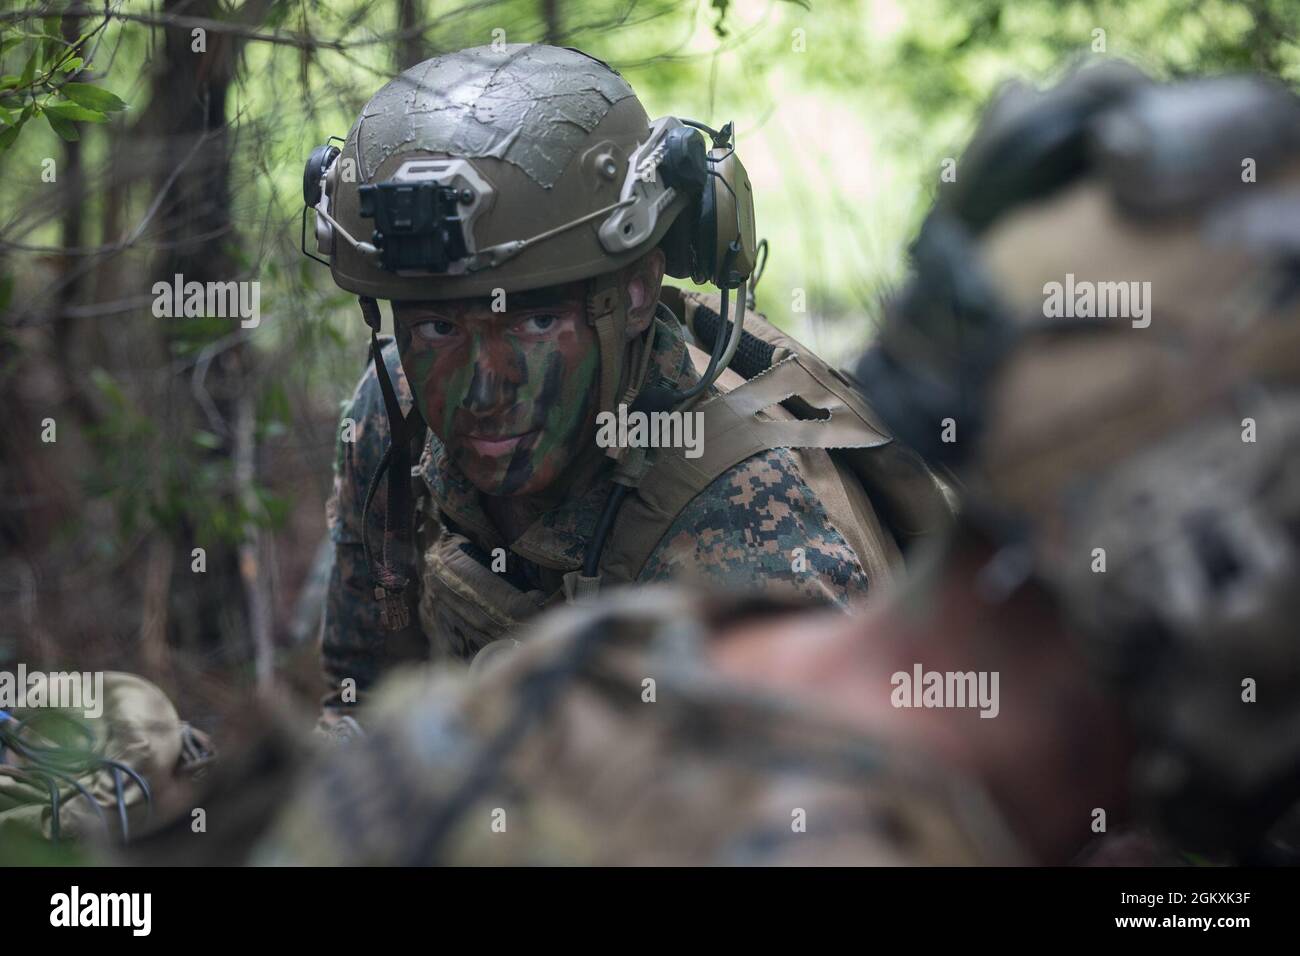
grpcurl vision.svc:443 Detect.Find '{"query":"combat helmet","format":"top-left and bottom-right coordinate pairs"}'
top-left (304, 44), bottom-right (756, 403)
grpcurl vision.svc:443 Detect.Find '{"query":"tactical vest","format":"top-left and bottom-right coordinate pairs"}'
top-left (416, 288), bottom-right (952, 662)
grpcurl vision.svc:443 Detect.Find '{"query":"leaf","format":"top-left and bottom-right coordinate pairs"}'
top-left (41, 27), bottom-right (61, 66)
top-left (264, 0), bottom-right (295, 28)
top-left (44, 110), bottom-right (78, 141)
top-left (44, 101), bottom-right (105, 123)
top-left (19, 49), bottom-right (37, 88)
top-left (59, 57), bottom-right (83, 74)
top-left (0, 105), bottom-right (12, 126)
top-left (60, 82), bottom-right (126, 112)
top-left (0, 123), bottom-right (21, 150)
top-left (0, 75), bottom-right (20, 91)
top-left (0, 37), bottom-right (25, 56)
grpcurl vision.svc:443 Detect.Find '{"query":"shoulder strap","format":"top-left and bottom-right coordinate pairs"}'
top-left (599, 343), bottom-right (898, 585)
top-left (670, 287), bottom-right (957, 551)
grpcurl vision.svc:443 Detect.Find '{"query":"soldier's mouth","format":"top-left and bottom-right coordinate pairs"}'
top-left (463, 429), bottom-right (537, 457)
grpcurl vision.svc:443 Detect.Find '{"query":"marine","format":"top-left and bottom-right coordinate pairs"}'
top-left (253, 63), bottom-right (1300, 865)
top-left (305, 43), bottom-right (947, 727)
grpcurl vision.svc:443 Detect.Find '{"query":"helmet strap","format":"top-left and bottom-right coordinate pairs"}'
top-left (586, 270), bottom-right (628, 425)
top-left (358, 295), bottom-right (426, 631)
top-left (575, 272), bottom-right (664, 596)
top-left (585, 270), bottom-right (657, 461)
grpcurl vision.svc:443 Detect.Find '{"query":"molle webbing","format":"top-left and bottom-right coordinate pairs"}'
top-left (692, 302), bottom-right (776, 380)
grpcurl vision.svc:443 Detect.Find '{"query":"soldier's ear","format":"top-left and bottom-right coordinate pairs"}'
top-left (623, 247), bottom-right (667, 341)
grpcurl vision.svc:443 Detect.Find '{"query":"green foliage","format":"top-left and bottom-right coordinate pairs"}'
top-left (0, 821), bottom-right (94, 866)
top-left (59, 81), bottom-right (128, 113)
top-left (0, 13), bottom-right (128, 151)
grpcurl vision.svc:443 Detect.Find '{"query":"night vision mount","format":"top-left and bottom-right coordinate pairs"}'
top-left (304, 152), bottom-right (494, 275)
top-left (357, 159), bottom-right (493, 274)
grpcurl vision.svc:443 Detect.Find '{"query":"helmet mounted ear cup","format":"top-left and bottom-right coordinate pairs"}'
top-left (303, 144), bottom-right (340, 206)
top-left (656, 126), bottom-right (711, 282)
top-left (694, 170), bottom-right (720, 285)
top-left (660, 125), bottom-right (708, 193)
top-left (652, 123), bottom-right (757, 290)
top-left (658, 210), bottom-right (695, 281)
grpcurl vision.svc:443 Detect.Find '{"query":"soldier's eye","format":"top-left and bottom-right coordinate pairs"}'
top-left (414, 319), bottom-right (458, 342)
top-left (519, 313), bottom-right (559, 334)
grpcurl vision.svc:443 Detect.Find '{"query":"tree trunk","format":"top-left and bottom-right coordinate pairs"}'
top-left (146, 0), bottom-right (249, 667)
top-left (542, 0), bottom-right (562, 45)
top-left (397, 0), bottom-right (426, 70)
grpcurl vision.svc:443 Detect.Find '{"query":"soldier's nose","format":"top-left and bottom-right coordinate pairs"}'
top-left (464, 356), bottom-right (510, 413)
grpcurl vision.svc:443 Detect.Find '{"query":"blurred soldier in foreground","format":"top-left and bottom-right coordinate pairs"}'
top-left (305, 44), bottom-right (946, 731)
top-left (252, 64), bottom-right (1300, 864)
top-left (142, 63), bottom-right (1299, 866)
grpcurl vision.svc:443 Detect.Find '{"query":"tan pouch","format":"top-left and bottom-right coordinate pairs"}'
top-left (418, 527), bottom-right (548, 661)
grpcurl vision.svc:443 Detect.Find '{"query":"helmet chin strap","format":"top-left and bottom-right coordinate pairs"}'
top-left (585, 270), bottom-right (633, 428)
top-left (585, 268), bottom-right (660, 440)
top-left (357, 295), bottom-right (426, 631)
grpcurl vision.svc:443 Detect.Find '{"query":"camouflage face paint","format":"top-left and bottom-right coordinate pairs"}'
top-left (394, 284), bottom-right (600, 497)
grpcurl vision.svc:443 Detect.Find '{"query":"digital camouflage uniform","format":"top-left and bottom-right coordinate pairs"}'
top-left (323, 302), bottom-right (876, 707)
